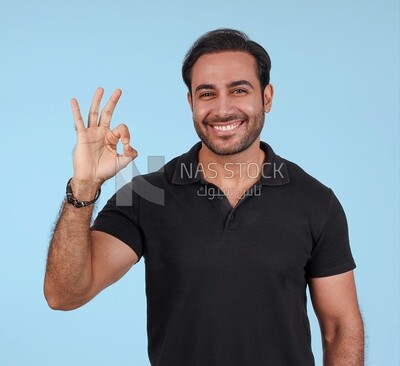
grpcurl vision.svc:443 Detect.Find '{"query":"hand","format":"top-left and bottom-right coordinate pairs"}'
top-left (71, 88), bottom-right (138, 188)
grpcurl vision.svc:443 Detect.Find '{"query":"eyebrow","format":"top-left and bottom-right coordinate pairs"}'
top-left (194, 80), bottom-right (255, 94)
top-left (228, 80), bottom-right (255, 89)
top-left (194, 83), bottom-right (216, 93)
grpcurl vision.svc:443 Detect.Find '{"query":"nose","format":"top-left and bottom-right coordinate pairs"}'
top-left (211, 94), bottom-right (235, 119)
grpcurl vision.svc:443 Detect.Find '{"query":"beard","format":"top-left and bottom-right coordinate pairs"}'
top-left (193, 109), bottom-right (265, 156)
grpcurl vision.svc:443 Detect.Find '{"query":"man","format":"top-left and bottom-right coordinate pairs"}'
top-left (44, 29), bottom-right (364, 365)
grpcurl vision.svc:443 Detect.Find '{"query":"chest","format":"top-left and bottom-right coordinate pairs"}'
top-left (141, 185), bottom-right (314, 285)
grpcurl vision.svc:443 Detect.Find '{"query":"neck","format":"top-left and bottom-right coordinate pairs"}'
top-left (198, 139), bottom-right (266, 185)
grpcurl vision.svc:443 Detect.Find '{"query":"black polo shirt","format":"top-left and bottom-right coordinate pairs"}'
top-left (92, 141), bottom-right (356, 366)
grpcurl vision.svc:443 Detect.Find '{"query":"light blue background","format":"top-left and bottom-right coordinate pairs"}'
top-left (0, 0), bottom-right (398, 365)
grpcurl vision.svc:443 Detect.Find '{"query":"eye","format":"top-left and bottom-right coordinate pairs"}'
top-left (232, 88), bottom-right (247, 94)
top-left (199, 92), bottom-right (214, 99)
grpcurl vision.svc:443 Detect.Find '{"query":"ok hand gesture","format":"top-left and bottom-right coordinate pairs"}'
top-left (71, 88), bottom-right (138, 189)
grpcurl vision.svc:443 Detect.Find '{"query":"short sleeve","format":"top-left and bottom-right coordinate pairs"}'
top-left (91, 180), bottom-right (144, 261)
top-left (306, 189), bottom-right (356, 278)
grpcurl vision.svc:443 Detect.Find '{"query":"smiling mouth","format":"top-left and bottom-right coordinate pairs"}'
top-left (211, 121), bottom-right (243, 132)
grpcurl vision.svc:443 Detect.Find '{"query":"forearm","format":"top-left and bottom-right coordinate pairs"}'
top-left (323, 319), bottom-right (364, 366)
top-left (44, 181), bottom-right (99, 310)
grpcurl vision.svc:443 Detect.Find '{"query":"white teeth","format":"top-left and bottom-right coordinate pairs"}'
top-left (212, 122), bottom-right (240, 131)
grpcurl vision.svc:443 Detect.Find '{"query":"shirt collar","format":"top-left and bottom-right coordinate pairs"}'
top-left (170, 141), bottom-right (290, 186)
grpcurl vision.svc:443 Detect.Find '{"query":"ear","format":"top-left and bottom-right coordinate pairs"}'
top-left (187, 92), bottom-right (193, 112)
top-left (263, 84), bottom-right (274, 113)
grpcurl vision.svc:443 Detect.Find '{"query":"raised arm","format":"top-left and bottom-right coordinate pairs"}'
top-left (44, 88), bottom-right (138, 310)
top-left (308, 271), bottom-right (364, 366)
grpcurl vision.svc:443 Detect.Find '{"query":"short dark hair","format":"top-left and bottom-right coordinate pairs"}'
top-left (182, 28), bottom-right (271, 94)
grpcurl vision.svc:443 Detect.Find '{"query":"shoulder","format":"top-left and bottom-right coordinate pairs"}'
top-left (263, 140), bottom-right (332, 200)
top-left (274, 151), bottom-right (336, 216)
top-left (285, 158), bottom-right (331, 194)
top-left (273, 151), bottom-right (349, 246)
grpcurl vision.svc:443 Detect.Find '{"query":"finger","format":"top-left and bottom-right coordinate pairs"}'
top-left (122, 144), bottom-right (138, 158)
top-left (88, 87), bottom-right (105, 127)
top-left (106, 123), bottom-right (131, 146)
top-left (70, 98), bottom-right (85, 132)
top-left (99, 89), bottom-right (122, 127)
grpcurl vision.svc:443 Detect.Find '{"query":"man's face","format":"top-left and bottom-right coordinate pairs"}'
top-left (188, 51), bottom-right (273, 156)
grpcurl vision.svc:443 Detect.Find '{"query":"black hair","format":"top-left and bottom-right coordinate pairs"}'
top-left (182, 28), bottom-right (271, 94)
